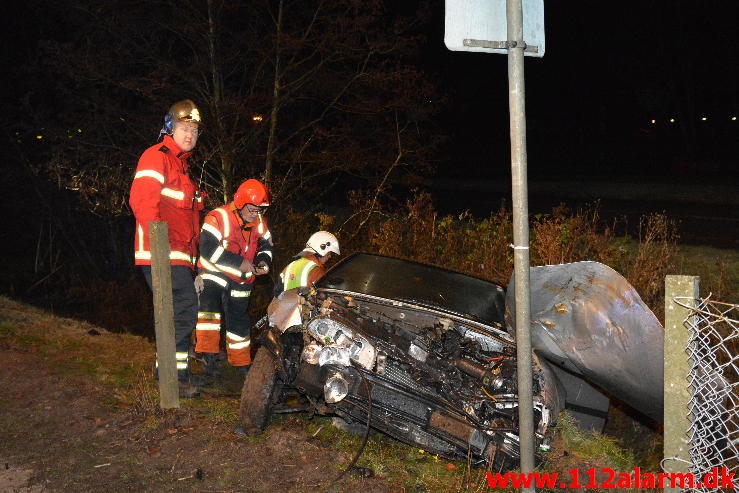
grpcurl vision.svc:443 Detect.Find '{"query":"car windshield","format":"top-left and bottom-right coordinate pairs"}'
top-left (316, 253), bottom-right (506, 327)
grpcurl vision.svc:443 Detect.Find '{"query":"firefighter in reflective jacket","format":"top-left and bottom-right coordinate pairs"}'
top-left (129, 99), bottom-right (205, 396)
top-left (277, 231), bottom-right (340, 294)
top-left (196, 179), bottom-right (273, 374)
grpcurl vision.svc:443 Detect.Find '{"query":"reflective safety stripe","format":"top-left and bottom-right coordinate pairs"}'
top-left (170, 251), bottom-right (192, 263)
top-left (137, 224), bottom-right (145, 253)
top-left (176, 351), bottom-right (189, 370)
top-left (200, 257), bottom-right (242, 279)
top-left (201, 273), bottom-right (228, 287)
top-left (202, 222), bottom-right (222, 241)
top-left (197, 311), bottom-right (221, 319)
top-left (215, 208), bottom-right (230, 238)
top-left (161, 187), bottom-right (185, 200)
top-left (226, 331), bottom-right (251, 350)
top-left (262, 229), bottom-right (271, 241)
top-left (156, 360), bottom-right (189, 370)
top-left (215, 262), bottom-right (243, 278)
top-left (134, 169), bottom-right (165, 184)
top-left (134, 250), bottom-right (192, 263)
top-left (210, 245), bottom-right (225, 263)
top-left (230, 290), bottom-right (250, 298)
top-left (196, 323), bottom-right (221, 331)
top-left (282, 258), bottom-right (317, 291)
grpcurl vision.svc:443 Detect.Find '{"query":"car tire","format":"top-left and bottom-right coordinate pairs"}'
top-left (239, 346), bottom-right (278, 434)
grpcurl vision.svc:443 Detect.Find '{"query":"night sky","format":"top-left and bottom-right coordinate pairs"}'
top-left (427, 1), bottom-right (738, 182)
top-left (2, 1), bottom-right (737, 225)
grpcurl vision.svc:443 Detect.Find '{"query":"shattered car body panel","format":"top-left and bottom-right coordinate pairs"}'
top-left (242, 254), bottom-right (663, 468)
top-left (506, 261), bottom-right (664, 423)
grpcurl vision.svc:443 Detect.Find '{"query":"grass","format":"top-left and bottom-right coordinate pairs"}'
top-left (2, 211), bottom-right (735, 491)
top-left (674, 244), bottom-right (739, 301)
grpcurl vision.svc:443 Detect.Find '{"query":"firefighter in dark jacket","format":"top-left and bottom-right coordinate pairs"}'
top-left (196, 179), bottom-right (273, 376)
top-left (129, 99), bottom-right (205, 398)
top-left (276, 231), bottom-right (340, 295)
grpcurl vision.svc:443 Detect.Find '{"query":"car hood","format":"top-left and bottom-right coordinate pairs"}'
top-left (505, 261), bottom-right (664, 423)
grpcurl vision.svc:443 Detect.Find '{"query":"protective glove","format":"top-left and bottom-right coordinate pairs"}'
top-left (194, 275), bottom-right (205, 294)
top-left (254, 261), bottom-right (269, 275)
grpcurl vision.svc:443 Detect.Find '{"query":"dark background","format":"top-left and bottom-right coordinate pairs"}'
top-left (426, 1), bottom-right (737, 183)
top-left (0, 1), bottom-right (737, 323)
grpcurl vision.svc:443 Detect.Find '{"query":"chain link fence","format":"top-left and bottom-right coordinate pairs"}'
top-left (678, 297), bottom-right (739, 491)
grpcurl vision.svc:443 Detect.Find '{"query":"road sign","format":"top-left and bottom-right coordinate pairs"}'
top-left (444, 0), bottom-right (545, 57)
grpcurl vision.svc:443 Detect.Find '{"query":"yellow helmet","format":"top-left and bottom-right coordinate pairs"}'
top-left (163, 99), bottom-right (202, 134)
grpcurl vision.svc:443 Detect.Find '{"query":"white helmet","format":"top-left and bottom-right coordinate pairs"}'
top-left (305, 231), bottom-right (340, 257)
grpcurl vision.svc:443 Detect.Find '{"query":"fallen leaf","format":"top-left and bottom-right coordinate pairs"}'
top-left (445, 463), bottom-right (456, 471)
top-left (167, 428), bottom-right (178, 434)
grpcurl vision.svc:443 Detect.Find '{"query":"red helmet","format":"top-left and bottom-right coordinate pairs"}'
top-left (233, 179), bottom-right (270, 209)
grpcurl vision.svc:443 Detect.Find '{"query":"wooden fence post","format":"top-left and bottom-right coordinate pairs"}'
top-left (150, 221), bottom-right (179, 409)
top-left (663, 275), bottom-right (699, 491)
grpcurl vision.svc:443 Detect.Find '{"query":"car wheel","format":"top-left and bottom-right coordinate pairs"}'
top-left (239, 346), bottom-right (278, 434)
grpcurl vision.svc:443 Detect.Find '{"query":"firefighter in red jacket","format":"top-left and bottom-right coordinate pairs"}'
top-left (196, 179), bottom-right (273, 376)
top-left (129, 99), bottom-right (205, 397)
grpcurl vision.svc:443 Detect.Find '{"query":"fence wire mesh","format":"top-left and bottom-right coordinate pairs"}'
top-left (679, 297), bottom-right (739, 491)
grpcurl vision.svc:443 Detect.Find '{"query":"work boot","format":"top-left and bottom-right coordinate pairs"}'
top-left (202, 352), bottom-right (223, 377)
top-left (178, 381), bottom-right (201, 398)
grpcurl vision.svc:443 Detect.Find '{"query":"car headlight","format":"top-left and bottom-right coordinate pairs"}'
top-left (306, 317), bottom-right (376, 370)
top-left (324, 372), bottom-right (350, 403)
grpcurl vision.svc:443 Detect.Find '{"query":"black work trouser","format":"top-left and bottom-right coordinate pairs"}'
top-left (140, 265), bottom-right (197, 378)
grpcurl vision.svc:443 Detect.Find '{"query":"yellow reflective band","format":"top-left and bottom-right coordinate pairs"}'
top-left (210, 246), bottom-right (225, 263)
top-left (226, 331), bottom-right (246, 342)
top-left (176, 352), bottom-right (189, 360)
top-left (300, 261), bottom-right (317, 286)
top-left (169, 251), bottom-right (192, 263)
top-left (134, 169), bottom-right (165, 184)
top-left (263, 250), bottom-right (273, 260)
top-left (176, 362), bottom-right (188, 370)
top-left (202, 222), bottom-right (222, 241)
top-left (230, 290), bottom-right (251, 298)
top-left (197, 311), bottom-right (221, 320)
top-left (215, 263), bottom-right (243, 277)
top-left (201, 273), bottom-right (228, 287)
top-left (263, 230), bottom-right (271, 241)
top-left (227, 340), bottom-right (251, 350)
top-left (161, 188), bottom-right (185, 200)
top-left (215, 208), bottom-right (230, 238)
top-left (136, 251), bottom-right (191, 263)
top-left (196, 323), bottom-right (221, 331)
top-left (137, 224), bottom-right (145, 251)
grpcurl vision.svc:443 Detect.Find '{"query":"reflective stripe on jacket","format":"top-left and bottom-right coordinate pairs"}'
top-left (197, 205), bottom-right (273, 284)
top-left (129, 134), bottom-right (204, 268)
top-left (280, 252), bottom-right (325, 291)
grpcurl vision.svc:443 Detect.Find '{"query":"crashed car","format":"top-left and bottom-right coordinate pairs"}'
top-left (239, 253), bottom-right (663, 469)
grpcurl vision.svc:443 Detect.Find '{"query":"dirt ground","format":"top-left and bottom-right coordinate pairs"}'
top-left (1, 296), bottom-right (440, 493)
top-left (0, 346), bottom-right (421, 493)
top-left (0, 295), bottom-right (663, 493)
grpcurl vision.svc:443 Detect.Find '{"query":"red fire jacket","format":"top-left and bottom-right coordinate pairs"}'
top-left (198, 204), bottom-right (273, 284)
top-left (129, 134), bottom-right (205, 268)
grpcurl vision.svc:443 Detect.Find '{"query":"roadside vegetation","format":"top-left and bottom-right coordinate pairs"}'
top-left (0, 295), bottom-right (661, 492)
top-left (5, 194), bottom-right (736, 491)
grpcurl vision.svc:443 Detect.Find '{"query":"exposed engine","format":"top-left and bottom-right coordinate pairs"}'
top-left (282, 291), bottom-right (560, 467)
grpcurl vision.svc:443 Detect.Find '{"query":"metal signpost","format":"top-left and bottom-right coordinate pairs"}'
top-left (445, 1), bottom-right (544, 489)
